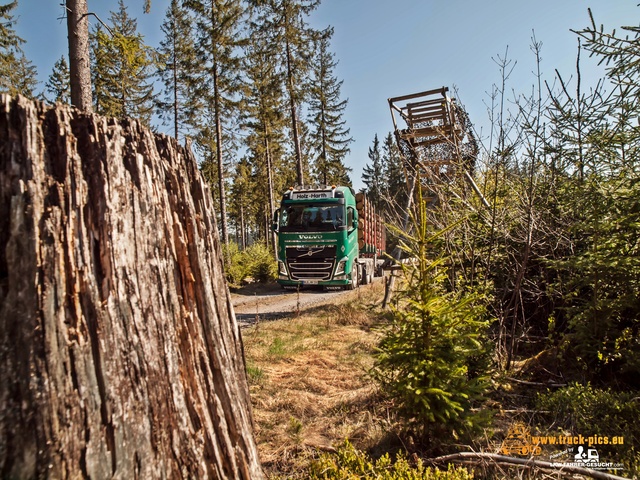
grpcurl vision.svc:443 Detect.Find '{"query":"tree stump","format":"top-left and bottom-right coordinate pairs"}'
top-left (0, 95), bottom-right (263, 479)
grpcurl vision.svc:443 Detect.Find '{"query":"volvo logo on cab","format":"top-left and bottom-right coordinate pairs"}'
top-left (298, 234), bottom-right (323, 240)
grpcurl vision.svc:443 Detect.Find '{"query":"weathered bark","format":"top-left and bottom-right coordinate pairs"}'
top-left (0, 95), bottom-right (263, 479)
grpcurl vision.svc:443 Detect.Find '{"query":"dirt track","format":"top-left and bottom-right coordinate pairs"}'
top-left (230, 284), bottom-right (350, 325)
top-left (230, 280), bottom-right (382, 325)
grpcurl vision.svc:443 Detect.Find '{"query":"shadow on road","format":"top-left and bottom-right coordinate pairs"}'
top-left (235, 311), bottom-right (290, 326)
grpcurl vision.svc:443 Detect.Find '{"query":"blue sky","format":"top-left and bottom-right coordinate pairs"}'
top-left (13, 1), bottom-right (638, 190)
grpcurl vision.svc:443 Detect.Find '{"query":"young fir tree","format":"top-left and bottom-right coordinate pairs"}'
top-left (0, 1), bottom-right (38, 98)
top-left (44, 56), bottom-right (71, 104)
top-left (308, 27), bottom-right (352, 187)
top-left (156, 0), bottom-right (201, 142)
top-left (371, 187), bottom-right (491, 441)
top-left (91, 0), bottom-right (156, 125)
top-left (249, 0), bottom-right (320, 187)
top-left (185, 0), bottom-right (246, 245)
top-left (361, 134), bottom-right (385, 211)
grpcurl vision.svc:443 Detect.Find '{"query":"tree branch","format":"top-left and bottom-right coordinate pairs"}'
top-left (427, 452), bottom-right (629, 480)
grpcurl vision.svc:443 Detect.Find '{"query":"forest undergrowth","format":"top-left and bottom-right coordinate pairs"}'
top-left (242, 279), bottom-right (640, 479)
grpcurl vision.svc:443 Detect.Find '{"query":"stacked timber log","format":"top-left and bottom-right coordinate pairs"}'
top-left (0, 95), bottom-right (263, 479)
top-left (355, 192), bottom-right (386, 256)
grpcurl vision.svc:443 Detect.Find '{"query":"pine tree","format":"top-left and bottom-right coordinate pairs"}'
top-left (308, 27), bottom-right (352, 186)
top-left (185, 0), bottom-right (246, 245)
top-left (249, 0), bottom-right (321, 187)
top-left (156, 0), bottom-right (200, 141)
top-left (91, 0), bottom-right (156, 125)
top-left (361, 134), bottom-right (385, 211)
top-left (0, 1), bottom-right (38, 98)
top-left (44, 56), bottom-right (71, 104)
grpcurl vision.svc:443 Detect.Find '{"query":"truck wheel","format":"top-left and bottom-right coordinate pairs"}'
top-left (346, 263), bottom-right (358, 290)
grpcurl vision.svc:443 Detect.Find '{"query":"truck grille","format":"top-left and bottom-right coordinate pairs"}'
top-left (286, 246), bottom-right (336, 281)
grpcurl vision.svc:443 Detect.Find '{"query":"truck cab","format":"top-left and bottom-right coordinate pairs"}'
top-left (273, 186), bottom-right (360, 290)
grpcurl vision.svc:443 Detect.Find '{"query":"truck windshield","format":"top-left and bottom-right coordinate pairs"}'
top-left (279, 204), bottom-right (345, 231)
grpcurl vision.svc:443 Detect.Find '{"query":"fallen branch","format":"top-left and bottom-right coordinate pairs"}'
top-left (505, 376), bottom-right (567, 388)
top-left (426, 452), bottom-right (629, 480)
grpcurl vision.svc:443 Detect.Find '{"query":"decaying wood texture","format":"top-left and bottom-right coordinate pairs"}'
top-left (0, 95), bottom-right (263, 479)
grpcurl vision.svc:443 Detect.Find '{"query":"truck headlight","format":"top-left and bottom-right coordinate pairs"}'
top-left (334, 256), bottom-right (348, 276)
top-left (278, 261), bottom-right (287, 276)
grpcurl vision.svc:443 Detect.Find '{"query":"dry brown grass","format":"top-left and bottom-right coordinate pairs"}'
top-left (242, 281), bottom-right (397, 477)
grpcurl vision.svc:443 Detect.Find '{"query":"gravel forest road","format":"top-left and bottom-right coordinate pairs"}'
top-left (230, 284), bottom-right (353, 325)
top-left (230, 280), bottom-right (383, 326)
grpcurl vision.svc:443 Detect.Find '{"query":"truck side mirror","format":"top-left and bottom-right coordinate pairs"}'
top-left (271, 210), bottom-right (279, 232)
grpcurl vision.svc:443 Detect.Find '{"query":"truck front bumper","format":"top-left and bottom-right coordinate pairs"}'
top-left (277, 277), bottom-right (350, 289)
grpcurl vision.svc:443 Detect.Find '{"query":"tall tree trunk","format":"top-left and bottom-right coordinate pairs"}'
top-left (66, 0), bottom-right (92, 112)
top-left (284, 35), bottom-right (304, 187)
top-left (239, 202), bottom-right (246, 250)
top-left (213, 61), bottom-right (229, 245)
top-left (0, 95), bottom-right (263, 479)
top-left (173, 32), bottom-right (179, 140)
top-left (265, 130), bottom-right (277, 257)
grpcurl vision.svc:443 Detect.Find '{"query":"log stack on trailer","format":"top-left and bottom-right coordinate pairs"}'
top-left (355, 192), bottom-right (386, 257)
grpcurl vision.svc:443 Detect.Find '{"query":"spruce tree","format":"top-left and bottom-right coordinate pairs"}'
top-left (361, 134), bottom-right (385, 211)
top-left (249, 0), bottom-right (320, 187)
top-left (371, 187), bottom-right (491, 440)
top-left (308, 27), bottom-right (352, 187)
top-left (156, 0), bottom-right (200, 141)
top-left (241, 33), bottom-right (288, 250)
top-left (0, 1), bottom-right (38, 98)
top-left (44, 56), bottom-right (71, 104)
top-left (91, 0), bottom-right (156, 125)
top-left (382, 132), bottom-right (406, 212)
top-left (185, 0), bottom-right (246, 245)
top-left (542, 14), bottom-right (640, 381)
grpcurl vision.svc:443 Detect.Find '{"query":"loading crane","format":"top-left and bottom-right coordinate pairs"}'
top-left (388, 86), bottom-right (488, 208)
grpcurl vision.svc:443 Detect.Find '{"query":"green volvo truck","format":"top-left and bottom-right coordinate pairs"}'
top-left (272, 186), bottom-right (385, 290)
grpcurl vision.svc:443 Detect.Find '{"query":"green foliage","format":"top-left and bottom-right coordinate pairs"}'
top-left (44, 56), bottom-right (70, 104)
top-left (548, 173), bottom-right (640, 382)
top-left (245, 361), bottom-right (265, 385)
top-left (248, 243), bottom-right (278, 283)
top-left (371, 190), bottom-right (492, 440)
top-left (248, 0), bottom-right (321, 185)
top-left (308, 440), bottom-right (473, 480)
top-left (361, 134), bottom-right (385, 212)
top-left (308, 27), bottom-right (353, 186)
top-left (91, 0), bottom-right (157, 124)
top-left (0, 1), bottom-right (38, 98)
top-left (156, 0), bottom-right (201, 141)
top-left (536, 383), bottom-right (640, 474)
top-left (222, 242), bottom-right (277, 288)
